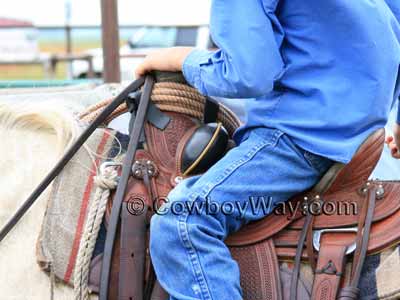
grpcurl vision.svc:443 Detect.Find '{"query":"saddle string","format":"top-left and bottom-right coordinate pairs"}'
top-left (63, 132), bottom-right (122, 181)
top-left (81, 128), bottom-right (123, 162)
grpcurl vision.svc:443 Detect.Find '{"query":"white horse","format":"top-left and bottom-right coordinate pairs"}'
top-left (0, 84), bottom-right (123, 299)
top-left (0, 100), bottom-right (97, 300)
top-left (0, 79), bottom-right (137, 299)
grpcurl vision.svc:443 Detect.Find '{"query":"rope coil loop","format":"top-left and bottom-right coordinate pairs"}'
top-left (73, 168), bottom-right (119, 300)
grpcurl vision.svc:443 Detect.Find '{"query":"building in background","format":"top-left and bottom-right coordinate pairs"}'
top-left (0, 17), bottom-right (40, 62)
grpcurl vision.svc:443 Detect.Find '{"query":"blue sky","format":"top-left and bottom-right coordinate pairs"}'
top-left (1, 0), bottom-right (211, 26)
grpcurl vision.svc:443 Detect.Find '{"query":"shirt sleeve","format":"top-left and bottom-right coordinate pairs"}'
top-left (397, 98), bottom-right (400, 124)
top-left (182, 0), bottom-right (285, 99)
top-left (385, 0), bottom-right (400, 23)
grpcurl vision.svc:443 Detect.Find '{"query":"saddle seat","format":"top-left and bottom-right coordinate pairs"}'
top-left (227, 127), bottom-right (396, 250)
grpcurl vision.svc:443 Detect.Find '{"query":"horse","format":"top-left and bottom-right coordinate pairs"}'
top-left (0, 99), bottom-right (99, 300)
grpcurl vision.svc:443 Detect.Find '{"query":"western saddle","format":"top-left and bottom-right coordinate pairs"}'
top-left (83, 74), bottom-right (399, 300)
top-left (3, 72), bottom-right (398, 300)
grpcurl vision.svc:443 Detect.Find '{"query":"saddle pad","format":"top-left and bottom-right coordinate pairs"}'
top-left (36, 127), bottom-right (121, 286)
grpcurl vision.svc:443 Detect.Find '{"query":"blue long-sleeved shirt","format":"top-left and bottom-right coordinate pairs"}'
top-left (183, 0), bottom-right (400, 163)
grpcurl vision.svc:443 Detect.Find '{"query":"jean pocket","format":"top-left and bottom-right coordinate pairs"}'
top-left (303, 150), bottom-right (335, 174)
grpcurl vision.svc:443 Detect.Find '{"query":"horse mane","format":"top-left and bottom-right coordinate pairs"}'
top-left (0, 99), bottom-right (123, 174)
top-left (0, 101), bottom-right (82, 156)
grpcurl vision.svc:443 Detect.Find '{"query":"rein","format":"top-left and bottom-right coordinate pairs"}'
top-left (0, 76), bottom-right (146, 243)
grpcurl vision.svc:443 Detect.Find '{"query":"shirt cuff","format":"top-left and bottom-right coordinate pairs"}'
top-left (182, 49), bottom-right (214, 89)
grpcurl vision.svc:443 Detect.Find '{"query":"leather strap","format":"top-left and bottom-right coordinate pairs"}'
top-left (338, 188), bottom-right (377, 300)
top-left (350, 187), bottom-right (371, 280)
top-left (351, 188), bottom-right (376, 284)
top-left (290, 202), bottom-right (314, 300)
top-left (127, 91), bottom-right (171, 131)
top-left (311, 243), bottom-right (348, 300)
top-left (119, 201), bottom-right (148, 300)
top-left (0, 76), bottom-right (145, 243)
top-left (147, 101), bottom-right (171, 130)
top-left (203, 96), bottom-right (219, 124)
top-left (306, 209), bottom-right (317, 271)
top-left (100, 75), bottom-right (155, 300)
top-left (144, 263), bottom-right (156, 300)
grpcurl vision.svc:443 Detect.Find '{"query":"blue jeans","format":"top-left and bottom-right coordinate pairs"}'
top-left (150, 127), bottom-right (334, 300)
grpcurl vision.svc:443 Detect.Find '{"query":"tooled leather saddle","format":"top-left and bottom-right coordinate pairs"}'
top-left (86, 74), bottom-right (400, 300)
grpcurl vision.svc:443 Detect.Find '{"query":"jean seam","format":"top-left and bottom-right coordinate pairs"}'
top-left (178, 213), bottom-right (210, 300)
top-left (176, 129), bottom-right (284, 300)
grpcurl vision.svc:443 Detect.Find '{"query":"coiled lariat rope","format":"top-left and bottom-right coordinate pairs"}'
top-left (79, 82), bottom-right (241, 136)
top-left (74, 168), bottom-right (119, 300)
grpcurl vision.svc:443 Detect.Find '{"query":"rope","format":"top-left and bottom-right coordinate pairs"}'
top-left (73, 167), bottom-right (119, 300)
top-left (79, 82), bottom-right (241, 136)
top-left (50, 264), bottom-right (55, 300)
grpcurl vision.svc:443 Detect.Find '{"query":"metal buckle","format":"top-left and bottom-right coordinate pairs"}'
top-left (313, 227), bottom-right (358, 255)
top-left (99, 161), bottom-right (122, 175)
